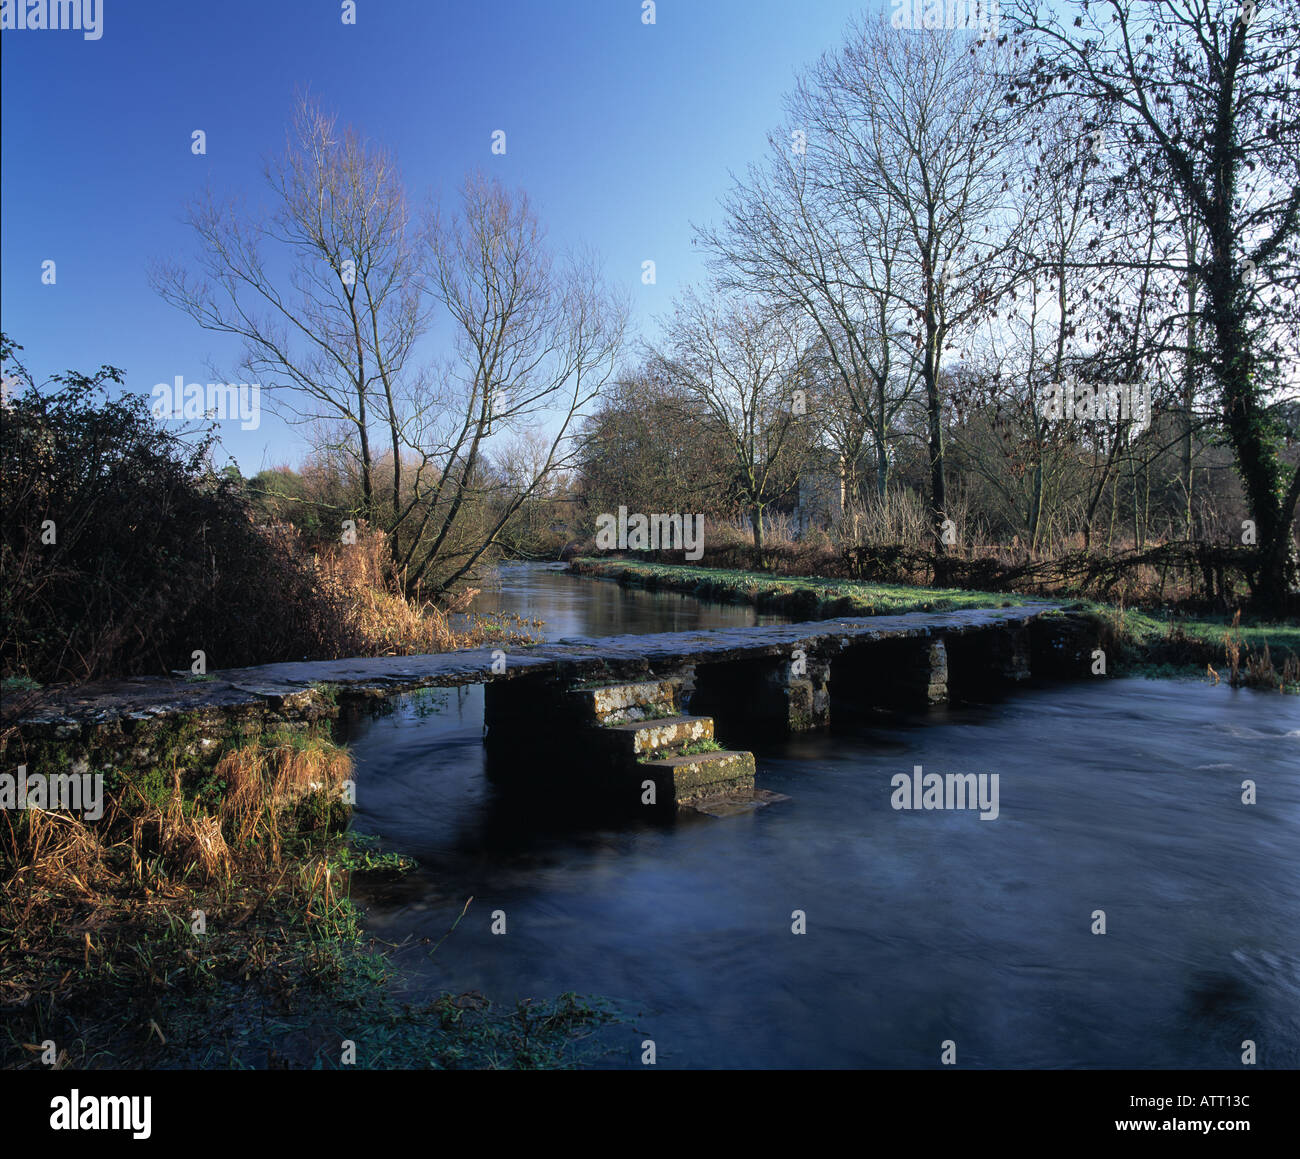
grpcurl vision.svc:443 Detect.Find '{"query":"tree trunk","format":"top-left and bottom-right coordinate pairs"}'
top-left (1207, 251), bottom-right (1294, 611)
top-left (923, 324), bottom-right (947, 557)
top-left (356, 381), bottom-right (373, 523)
top-left (1027, 460), bottom-right (1044, 552)
top-left (1182, 253), bottom-right (1198, 540)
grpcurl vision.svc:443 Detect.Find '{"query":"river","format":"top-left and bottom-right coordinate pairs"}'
top-left (341, 563), bottom-right (1300, 1068)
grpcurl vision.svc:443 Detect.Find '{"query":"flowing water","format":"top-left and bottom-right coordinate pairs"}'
top-left (343, 563), bottom-right (1300, 1068)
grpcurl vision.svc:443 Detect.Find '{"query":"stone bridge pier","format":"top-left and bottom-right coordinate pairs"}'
top-left (829, 634), bottom-right (950, 714)
top-left (656, 621), bottom-right (1040, 738)
top-left (688, 648), bottom-right (833, 738)
top-left (943, 623), bottom-right (1032, 698)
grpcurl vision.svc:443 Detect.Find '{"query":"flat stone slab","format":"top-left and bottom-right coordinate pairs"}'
top-left (571, 678), bottom-right (681, 723)
top-left (4, 603), bottom-right (1060, 739)
top-left (602, 715), bottom-right (714, 755)
top-left (640, 750), bottom-right (758, 802)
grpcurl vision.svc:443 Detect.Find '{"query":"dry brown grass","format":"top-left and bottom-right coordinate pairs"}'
top-left (1, 734), bottom-right (352, 908)
top-left (1224, 610), bottom-right (1300, 691)
top-left (214, 736), bottom-right (352, 851)
top-left (1, 736), bottom-right (352, 904)
top-left (6, 807), bottom-right (108, 894)
top-left (339, 581), bottom-right (478, 655)
top-left (630, 516), bottom-right (1279, 612)
top-left (304, 523), bottom-right (526, 657)
top-left (1216, 610), bottom-right (1300, 691)
top-left (0, 731), bottom-right (359, 1061)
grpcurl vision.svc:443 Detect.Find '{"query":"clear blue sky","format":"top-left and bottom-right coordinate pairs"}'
top-left (2, 0), bottom-right (880, 472)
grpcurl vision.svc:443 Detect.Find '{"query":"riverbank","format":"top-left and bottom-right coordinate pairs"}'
top-left (0, 726), bottom-right (613, 1069)
top-left (569, 558), bottom-right (1300, 690)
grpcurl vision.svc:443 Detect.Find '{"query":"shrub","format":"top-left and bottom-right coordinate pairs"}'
top-left (1, 337), bottom-right (321, 681)
top-left (0, 336), bottom-right (531, 684)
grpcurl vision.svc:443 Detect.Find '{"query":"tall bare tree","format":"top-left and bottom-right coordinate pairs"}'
top-left (786, 19), bottom-right (1026, 558)
top-left (395, 174), bottom-right (626, 591)
top-left (152, 96), bottom-right (424, 543)
top-left (1008, 0), bottom-right (1300, 609)
top-left (154, 97), bottom-right (626, 597)
top-left (651, 290), bottom-right (813, 558)
top-left (698, 121), bottom-right (920, 500)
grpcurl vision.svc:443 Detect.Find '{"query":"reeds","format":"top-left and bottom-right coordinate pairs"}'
top-left (307, 523), bottom-right (532, 657)
top-left (1222, 610), bottom-right (1299, 691)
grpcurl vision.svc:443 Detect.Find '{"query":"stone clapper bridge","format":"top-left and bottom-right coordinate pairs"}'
top-left (5, 603), bottom-right (1097, 820)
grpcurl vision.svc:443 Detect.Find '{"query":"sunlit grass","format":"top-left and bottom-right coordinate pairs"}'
top-left (575, 558), bottom-right (1027, 615)
top-left (575, 559), bottom-right (1298, 691)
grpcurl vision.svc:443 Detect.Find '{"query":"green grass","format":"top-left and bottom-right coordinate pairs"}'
top-left (640, 737), bottom-right (725, 762)
top-left (1064, 601), bottom-right (1300, 690)
top-left (1109, 605), bottom-right (1299, 658)
top-left (332, 831), bottom-right (417, 874)
top-left (307, 989), bottom-right (620, 1070)
top-left (677, 738), bottom-right (724, 756)
top-left (575, 558), bottom-right (1032, 615)
top-left (310, 681), bottom-right (341, 706)
top-left (1, 817), bottom-right (620, 1070)
top-left (574, 559), bottom-right (1298, 689)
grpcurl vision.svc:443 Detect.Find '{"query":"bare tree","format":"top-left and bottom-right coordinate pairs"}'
top-left (787, 19), bottom-right (1027, 558)
top-left (152, 95), bottom-right (425, 544)
top-left (651, 290), bottom-right (813, 558)
top-left (395, 173), bottom-right (627, 591)
top-left (698, 121), bottom-right (920, 500)
top-left (1008, 0), bottom-right (1300, 608)
top-left (154, 97), bottom-right (627, 598)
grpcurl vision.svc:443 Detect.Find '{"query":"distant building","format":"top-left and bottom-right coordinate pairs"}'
top-left (794, 452), bottom-right (845, 534)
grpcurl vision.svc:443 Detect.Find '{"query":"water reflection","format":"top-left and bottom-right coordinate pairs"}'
top-left (460, 562), bottom-right (785, 640)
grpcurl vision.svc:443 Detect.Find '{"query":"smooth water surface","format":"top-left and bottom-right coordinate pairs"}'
top-left (457, 560), bottom-right (785, 640)
top-left (344, 564), bottom-right (1300, 1068)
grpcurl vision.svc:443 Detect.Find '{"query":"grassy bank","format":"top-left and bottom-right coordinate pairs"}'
top-left (0, 729), bottom-right (614, 1069)
top-left (571, 558), bottom-right (1031, 616)
top-left (571, 558), bottom-right (1299, 691)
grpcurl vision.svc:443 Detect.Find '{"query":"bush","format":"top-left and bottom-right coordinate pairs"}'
top-left (1, 337), bottom-right (539, 684)
top-left (0, 339), bottom-right (343, 681)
